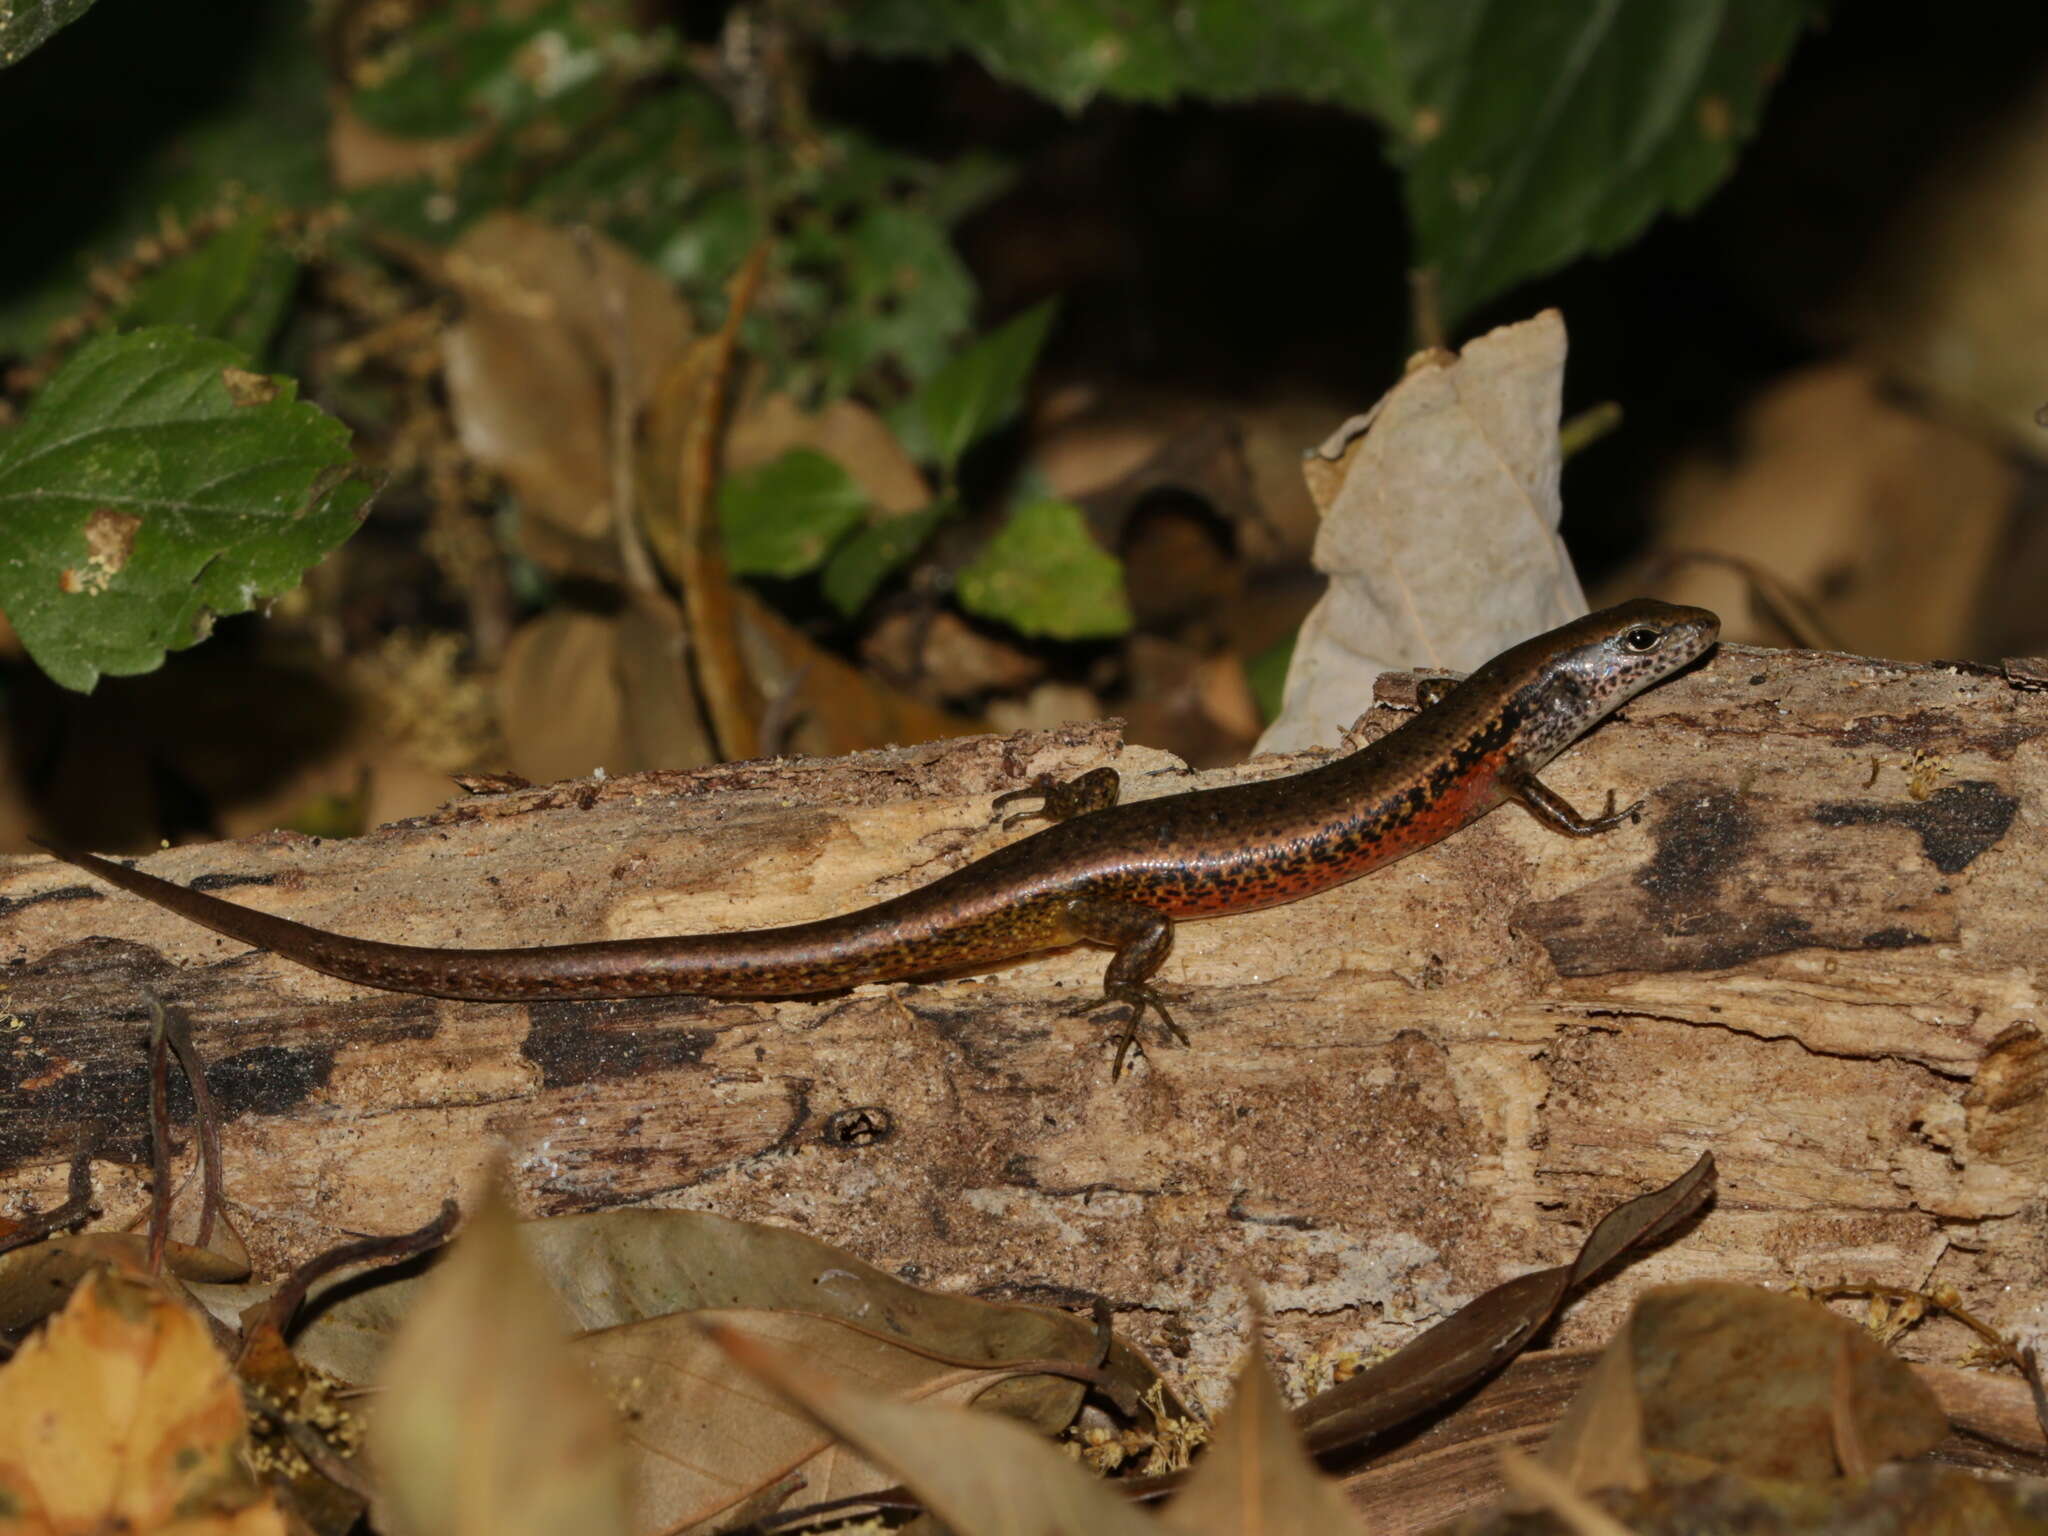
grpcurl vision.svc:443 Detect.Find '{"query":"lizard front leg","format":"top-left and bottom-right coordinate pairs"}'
top-left (1504, 766), bottom-right (1643, 837)
top-left (993, 766), bottom-right (1123, 830)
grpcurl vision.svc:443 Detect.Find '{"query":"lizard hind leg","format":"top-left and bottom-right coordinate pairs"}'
top-left (1065, 894), bottom-right (1182, 1079)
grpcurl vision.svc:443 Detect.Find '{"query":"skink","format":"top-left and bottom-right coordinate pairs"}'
top-left (38, 599), bottom-right (1718, 1074)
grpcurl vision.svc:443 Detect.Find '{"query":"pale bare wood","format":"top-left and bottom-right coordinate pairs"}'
top-left (1, 647), bottom-right (2043, 1398)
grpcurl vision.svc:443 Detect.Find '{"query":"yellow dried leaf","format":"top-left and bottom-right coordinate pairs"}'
top-left (0, 1268), bottom-right (285, 1535)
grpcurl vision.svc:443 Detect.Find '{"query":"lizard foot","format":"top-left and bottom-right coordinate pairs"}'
top-left (992, 766), bottom-right (1122, 830)
top-left (1074, 983), bottom-right (1187, 1080)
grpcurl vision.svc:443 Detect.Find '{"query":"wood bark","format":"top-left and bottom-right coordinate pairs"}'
top-left (2, 642), bottom-right (2043, 1395)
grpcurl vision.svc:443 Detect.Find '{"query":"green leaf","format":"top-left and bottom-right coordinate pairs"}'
top-left (717, 449), bottom-right (871, 579)
top-left (821, 502), bottom-right (950, 617)
top-left (832, 2), bottom-right (1817, 325)
top-left (341, 2), bottom-right (681, 251)
top-left (831, 0), bottom-right (1405, 115)
top-left (0, 0), bottom-right (96, 68)
top-left (1394, 1), bottom-right (1817, 322)
top-left (955, 498), bottom-right (1129, 641)
top-left (350, 0), bottom-right (646, 139)
top-left (0, 328), bottom-right (371, 692)
top-left (1246, 632), bottom-right (1296, 724)
top-left (813, 203), bottom-right (977, 397)
top-left (0, 3), bottom-right (329, 355)
top-left (913, 299), bottom-right (1057, 476)
top-left (116, 216), bottom-right (299, 358)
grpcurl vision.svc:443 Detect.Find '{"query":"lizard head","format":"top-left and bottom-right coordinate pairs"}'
top-left (1503, 598), bottom-right (1721, 769)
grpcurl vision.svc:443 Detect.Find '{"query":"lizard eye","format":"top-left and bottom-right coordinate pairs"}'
top-left (1621, 625), bottom-right (1664, 653)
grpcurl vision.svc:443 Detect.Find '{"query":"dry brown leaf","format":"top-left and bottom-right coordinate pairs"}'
top-left (495, 604), bottom-right (710, 782)
top-left (860, 610), bottom-right (1045, 703)
top-left (725, 393), bottom-right (931, 515)
top-left (442, 213), bottom-right (693, 558)
top-left (612, 597), bottom-right (714, 774)
top-left (1578, 1282), bottom-right (1947, 1485)
top-left (0, 1232), bottom-right (253, 1339)
top-left (1122, 637), bottom-right (1260, 765)
top-left (327, 100), bottom-right (487, 191)
top-left (1627, 364), bottom-right (2015, 660)
top-left (1262, 309), bottom-right (1587, 753)
top-left (0, 1267), bottom-right (287, 1535)
top-left (1495, 1448), bottom-right (1636, 1536)
top-left (290, 1207), bottom-right (1163, 1426)
top-left (1293, 1153), bottom-right (1715, 1461)
top-left (497, 610), bottom-right (627, 784)
top-left (1848, 81), bottom-right (2048, 457)
top-left (368, 1185), bottom-right (629, 1536)
top-left (729, 589), bottom-right (979, 759)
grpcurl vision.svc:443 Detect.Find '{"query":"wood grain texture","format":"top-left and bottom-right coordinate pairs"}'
top-left (1, 648), bottom-right (2042, 1396)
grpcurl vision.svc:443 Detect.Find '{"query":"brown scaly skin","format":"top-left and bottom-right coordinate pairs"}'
top-left (38, 600), bottom-right (1719, 1075)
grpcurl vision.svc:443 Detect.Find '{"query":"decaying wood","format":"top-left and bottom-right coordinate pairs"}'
top-left (1, 642), bottom-right (2043, 1395)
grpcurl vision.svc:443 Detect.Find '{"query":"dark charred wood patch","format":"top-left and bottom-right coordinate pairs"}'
top-left (1516, 782), bottom-right (1967, 978)
top-left (190, 871), bottom-right (281, 893)
top-left (1813, 781), bottom-right (2019, 874)
top-left (520, 999), bottom-right (718, 1089)
top-left (205, 1044), bottom-right (335, 1117)
top-left (1636, 784), bottom-right (1755, 905)
top-left (0, 882), bottom-right (107, 921)
top-left (1837, 710), bottom-right (2042, 758)
top-left (1859, 928), bottom-right (1935, 951)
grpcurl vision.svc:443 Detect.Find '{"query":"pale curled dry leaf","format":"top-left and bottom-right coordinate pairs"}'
top-left (1262, 308), bottom-right (1587, 753)
top-left (706, 1324), bottom-right (1156, 1536)
top-left (1496, 1448), bottom-right (1637, 1536)
top-left (579, 1307), bottom-right (1083, 1535)
top-left (0, 1268), bottom-right (287, 1535)
top-left (367, 1187), bottom-right (630, 1536)
top-left (1160, 1337), bottom-right (1367, 1536)
top-left (1531, 1315), bottom-right (1648, 1497)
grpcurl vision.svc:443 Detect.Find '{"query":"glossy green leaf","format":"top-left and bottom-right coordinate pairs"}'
top-left (832, 0), bottom-right (1404, 114)
top-left (0, 328), bottom-right (371, 692)
top-left (914, 299), bottom-right (1057, 476)
top-left (0, 0), bottom-right (96, 68)
top-left (955, 498), bottom-right (1129, 641)
top-left (350, 0), bottom-right (646, 138)
top-left (821, 502), bottom-right (950, 617)
top-left (816, 203), bottom-right (978, 397)
top-left (1393, 1), bottom-right (1816, 321)
top-left (0, 3), bottom-right (328, 355)
top-left (833, 1), bottom-right (1817, 324)
top-left (717, 449), bottom-right (871, 579)
top-left (116, 216), bottom-right (298, 358)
